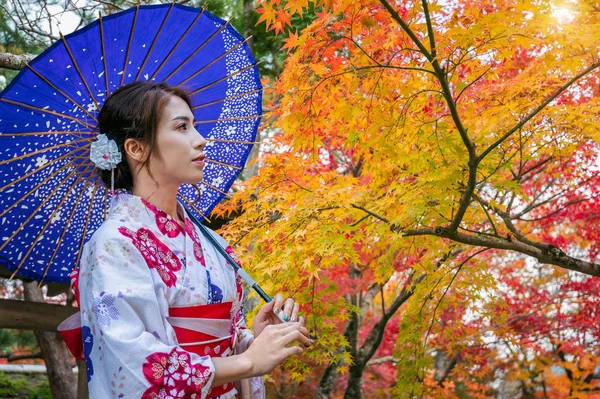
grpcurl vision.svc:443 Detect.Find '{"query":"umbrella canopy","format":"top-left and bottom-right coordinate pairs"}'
top-left (0, 3), bottom-right (262, 284)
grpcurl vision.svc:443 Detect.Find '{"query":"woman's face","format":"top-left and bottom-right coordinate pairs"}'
top-left (148, 95), bottom-right (207, 187)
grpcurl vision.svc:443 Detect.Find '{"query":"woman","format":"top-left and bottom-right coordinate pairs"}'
top-left (73, 81), bottom-right (311, 398)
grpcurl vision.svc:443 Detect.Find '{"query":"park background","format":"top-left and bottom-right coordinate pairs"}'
top-left (0, 0), bottom-right (599, 398)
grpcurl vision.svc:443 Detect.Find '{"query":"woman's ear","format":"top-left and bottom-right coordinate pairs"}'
top-left (123, 138), bottom-right (148, 163)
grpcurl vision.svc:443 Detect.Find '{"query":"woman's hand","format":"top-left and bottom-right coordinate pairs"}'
top-left (253, 294), bottom-right (304, 338)
top-left (211, 296), bottom-right (311, 385)
top-left (242, 322), bottom-right (312, 376)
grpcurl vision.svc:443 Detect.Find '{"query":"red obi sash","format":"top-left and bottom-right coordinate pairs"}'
top-left (58, 302), bottom-right (241, 399)
top-left (168, 302), bottom-right (237, 398)
top-left (57, 312), bottom-right (84, 361)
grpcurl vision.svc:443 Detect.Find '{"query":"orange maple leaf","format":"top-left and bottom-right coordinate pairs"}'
top-left (282, 30), bottom-right (300, 52)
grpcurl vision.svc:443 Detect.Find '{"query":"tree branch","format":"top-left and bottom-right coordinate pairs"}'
top-left (355, 273), bottom-right (427, 368)
top-left (350, 204), bottom-right (390, 224)
top-left (378, 0), bottom-right (432, 60)
top-left (478, 59), bottom-right (600, 162)
top-left (380, 0), bottom-right (477, 232)
top-left (402, 227), bottom-right (600, 276)
top-left (421, 0), bottom-right (437, 60)
top-left (0, 351), bottom-right (43, 362)
top-left (366, 355), bottom-right (399, 366)
top-left (0, 51), bottom-right (35, 70)
top-left (472, 192), bottom-right (539, 247)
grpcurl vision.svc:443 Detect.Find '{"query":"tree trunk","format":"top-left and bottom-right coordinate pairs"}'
top-left (433, 350), bottom-right (459, 384)
top-left (342, 296), bottom-right (361, 399)
top-left (243, 0), bottom-right (255, 54)
top-left (341, 274), bottom-right (426, 399)
top-left (23, 282), bottom-right (77, 399)
top-left (315, 359), bottom-right (340, 399)
top-left (76, 358), bottom-right (89, 399)
top-left (343, 363), bottom-right (364, 399)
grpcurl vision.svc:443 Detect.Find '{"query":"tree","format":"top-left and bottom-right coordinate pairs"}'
top-left (0, 1), bottom-right (318, 398)
top-left (218, 0), bottom-right (600, 396)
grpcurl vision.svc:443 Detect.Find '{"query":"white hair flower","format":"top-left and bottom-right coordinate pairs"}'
top-left (90, 134), bottom-right (121, 170)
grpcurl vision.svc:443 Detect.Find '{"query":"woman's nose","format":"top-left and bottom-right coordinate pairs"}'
top-left (192, 130), bottom-right (207, 149)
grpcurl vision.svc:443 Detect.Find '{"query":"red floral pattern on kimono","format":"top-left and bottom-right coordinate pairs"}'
top-left (185, 218), bottom-right (206, 266)
top-left (225, 246), bottom-right (241, 267)
top-left (142, 198), bottom-right (184, 238)
top-left (119, 227), bottom-right (182, 287)
top-left (142, 349), bottom-right (212, 399)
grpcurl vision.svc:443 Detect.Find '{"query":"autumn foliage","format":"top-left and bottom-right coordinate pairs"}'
top-left (212, 0), bottom-right (600, 397)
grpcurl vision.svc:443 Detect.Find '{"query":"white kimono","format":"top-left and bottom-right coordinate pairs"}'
top-left (74, 193), bottom-right (264, 399)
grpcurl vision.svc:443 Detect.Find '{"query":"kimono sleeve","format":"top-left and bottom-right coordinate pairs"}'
top-left (79, 229), bottom-right (216, 399)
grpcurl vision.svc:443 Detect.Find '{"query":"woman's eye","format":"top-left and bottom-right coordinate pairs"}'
top-left (178, 123), bottom-right (187, 130)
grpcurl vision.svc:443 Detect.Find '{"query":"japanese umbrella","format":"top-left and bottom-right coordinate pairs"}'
top-left (0, 3), bottom-right (262, 284)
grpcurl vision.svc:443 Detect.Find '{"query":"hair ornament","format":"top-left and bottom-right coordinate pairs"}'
top-left (90, 134), bottom-right (122, 194)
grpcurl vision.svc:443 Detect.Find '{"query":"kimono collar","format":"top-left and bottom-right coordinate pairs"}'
top-left (109, 192), bottom-right (187, 237)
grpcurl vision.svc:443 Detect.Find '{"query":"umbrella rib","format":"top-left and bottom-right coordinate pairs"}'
top-left (192, 88), bottom-right (261, 110)
top-left (0, 147), bottom-right (83, 192)
top-left (189, 62), bottom-right (260, 97)
top-left (38, 174), bottom-right (90, 285)
top-left (120, 5), bottom-right (140, 87)
top-left (177, 36), bottom-right (253, 87)
top-left (60, 33), bottom-right (100, 113)
top-left (134, 2), bottom-right (175, 82)
top-left (177, 194), bottom-right (211, 223)
top-left (0, 148), bottom-right (87, 216)
top-left (24, 65), bottom-right (99, 124)
top-left (0, 138), bottom-right (91, 166)
top-left (9, 171), bottom-right (90, 281)
top-left (0, 131), bottom-right (95, 137)
top-left (2, 166), bottom-right (81, 256)
top-left (194, 114), bottom-right (264, 125)
top-left (162, 17), bottom-right (233, 83)
top-left (0, 98), bottom-right (96, 130)
top-left (73, 184), bottom-right (100, 272)
top-left (206, 138), bottom-right (259, 145)
top-left (149, 6), bottom-right (206, 82)
top-left (201, 180), bottom-right (231, 197)
top-left (99, 12), bottom-right (110, 97)
top-left (204, 158), bottom-right (243, 170)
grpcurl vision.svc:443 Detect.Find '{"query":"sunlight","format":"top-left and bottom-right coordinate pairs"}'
top-left (552, 7), bottom-right (576, 23)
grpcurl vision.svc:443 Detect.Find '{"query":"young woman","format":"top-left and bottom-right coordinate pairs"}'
top-left (73, 81), bottom-right (311, 398)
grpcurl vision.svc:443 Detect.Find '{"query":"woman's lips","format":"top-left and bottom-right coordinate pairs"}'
top-left (193, 154), bottom-right (206, 166)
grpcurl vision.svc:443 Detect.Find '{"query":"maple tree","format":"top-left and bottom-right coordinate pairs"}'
top-left (1, 0), bottom-right (599, 397)
top-left (216, 0), bottom-right (600, 397)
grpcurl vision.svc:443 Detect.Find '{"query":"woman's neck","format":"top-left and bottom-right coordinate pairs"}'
top-left (132, 184), bottom-right (181, 223)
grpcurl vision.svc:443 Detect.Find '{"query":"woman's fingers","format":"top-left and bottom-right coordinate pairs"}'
top-left (245, 322), bottom-right (311, 375)
top-left (277, 323), bottom-right (312, 345)
top-left (268, 324), bottom-right (312, 352)
top-left (289, 329), bottom-right (313, 347)
top-left (280, 345), bottom-right (305, 359)
top-left (269, 293), bottom-right (305, 324)
top-left (290, 302), bottom-right (300, 322)
top-left (281, 297), bottom-right (295, 322)
top-left (272, 293), bottom-right (284, 314)
top-left (260, 297), bottom-right (276, 313)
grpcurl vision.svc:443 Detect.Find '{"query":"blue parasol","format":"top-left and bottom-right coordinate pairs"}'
top-left (0, 4), bottom-right (262, 284)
